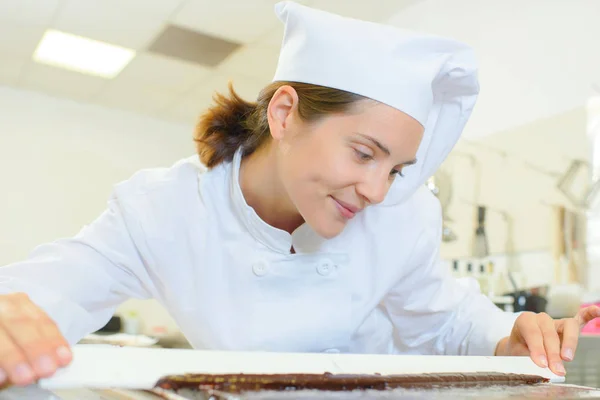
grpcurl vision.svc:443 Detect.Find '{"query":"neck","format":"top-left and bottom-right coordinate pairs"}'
top-left (239, 143), bottom-right (304, 234)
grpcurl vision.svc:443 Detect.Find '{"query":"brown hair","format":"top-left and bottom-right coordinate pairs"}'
top-left (194, 81), bottom-right (367, 168)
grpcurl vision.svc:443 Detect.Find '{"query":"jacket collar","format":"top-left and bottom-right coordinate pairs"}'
top-left (229, 147), bottom-right (329, 254)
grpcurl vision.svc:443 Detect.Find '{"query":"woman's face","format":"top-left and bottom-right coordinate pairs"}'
top-left (269, 86), bottom-right (424, 239)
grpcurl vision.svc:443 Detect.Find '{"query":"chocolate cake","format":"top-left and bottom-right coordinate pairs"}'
top-left (154, 372), bottom-right (548, 394)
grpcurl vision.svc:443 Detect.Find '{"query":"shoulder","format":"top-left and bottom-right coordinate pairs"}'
top-left (355, 185), bottom-right (443, 264)
top-left (406, 184), bottom-right (442, 225)
top-left (107, 156), bottom-right (224, 238)
top-left (112, 155), bottom-right (208, 200)
top-left (366, 185), bottom-right (442, 231)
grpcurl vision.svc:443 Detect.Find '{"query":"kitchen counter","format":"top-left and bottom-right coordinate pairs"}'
top-left (0, 387), bottom-right (166, 400)
top-left (3, 383), bottom-right (600, 400)
top-left (2, 341), bottom-right (600, 400)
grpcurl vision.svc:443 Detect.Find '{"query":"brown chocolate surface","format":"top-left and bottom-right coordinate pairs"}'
top-left (154, 372), bottom-right (548, 394)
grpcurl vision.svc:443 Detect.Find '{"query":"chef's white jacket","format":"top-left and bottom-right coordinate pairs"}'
top-left (0, 149), bottom-right (517, 356)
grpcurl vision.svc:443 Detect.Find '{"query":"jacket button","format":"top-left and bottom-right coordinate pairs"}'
top-left (252, 260), bottom-right (269, 277)
top-left (317, 259), bottom-right (334, 276)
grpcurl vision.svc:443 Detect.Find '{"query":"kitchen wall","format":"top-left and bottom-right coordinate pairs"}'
top-left (438, 106), bottom-right (596, 291)
top-left (585, 96), bottom-right (600, 294)
top-left (0, 85), bottom-right (195, 335)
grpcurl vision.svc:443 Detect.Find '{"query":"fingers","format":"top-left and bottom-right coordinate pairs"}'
top-left (558, 305), bottom-right (600, 364)
top-left (515, 313), bottom-right (548, 368)
top-left (0, 296), bottom-right (35, 386)
top-left (559, 318), bottom-right (580, 362)
top-left (538, 313), bottom-right (565, 376)
top-left (576, 306), bottom-right (600, 328)
top-left (515, 312), bottom-right (566, 376)
top-left (0, 293), bottom-right (72, 387)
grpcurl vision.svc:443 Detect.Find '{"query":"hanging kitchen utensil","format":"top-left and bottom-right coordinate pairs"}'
top-left (427, 169), bottom-right (457, 242)
top-left (557, 160), bottom-right (593, 209)
top-left (472, 205), bottom-right (489, 258)
top-left (552, 205), bottom-right (567, 284)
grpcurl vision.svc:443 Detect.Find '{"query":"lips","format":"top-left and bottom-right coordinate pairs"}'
top-left (332, 197), bottom-right (362, 219)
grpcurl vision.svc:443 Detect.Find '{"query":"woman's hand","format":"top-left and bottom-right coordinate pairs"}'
top-left (0, 293), bottom-right (72, 387)
top-left (495, 305), bottom-right (600, 376)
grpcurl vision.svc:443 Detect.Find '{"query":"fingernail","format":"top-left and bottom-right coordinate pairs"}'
top-left (539, 356), bottom-right (548, 368)
top-left (564, 348), bottom-right (574, 361)
top-left (56, 346), bottom-right (72, 362)
top-left (13, 363), bottom-right (34, 383)
top-left (0, 368), bottom-right (7, 383)
top-left (36, 355), bottom-right (56, 375)
top-left (555, 363), bottom-right (566, 375)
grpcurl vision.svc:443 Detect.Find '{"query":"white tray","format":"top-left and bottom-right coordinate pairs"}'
top-left (36, 344), bottom-right (565, 391)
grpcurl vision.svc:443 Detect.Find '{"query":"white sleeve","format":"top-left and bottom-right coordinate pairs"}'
top-left (382, 208), bottom-right (518, 356)
top-left (0, 193), bottom-right (155, 345)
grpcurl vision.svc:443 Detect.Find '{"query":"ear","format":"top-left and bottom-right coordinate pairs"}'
top-left (267, 85), bottom-right (299, 141)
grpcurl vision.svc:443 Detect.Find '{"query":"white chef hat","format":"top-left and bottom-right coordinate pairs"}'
top-left (272, 1), bottom-right (479, 205)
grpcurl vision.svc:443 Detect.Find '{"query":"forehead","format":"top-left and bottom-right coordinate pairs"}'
top-left (344, 101), bottom-right (424, 151)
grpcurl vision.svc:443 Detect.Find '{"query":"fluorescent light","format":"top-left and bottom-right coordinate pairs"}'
top-left (33, 30), bottom-right (136, 79)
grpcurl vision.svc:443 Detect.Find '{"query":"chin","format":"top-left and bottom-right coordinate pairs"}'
top-left (306, 216), bottom-right (347, 239)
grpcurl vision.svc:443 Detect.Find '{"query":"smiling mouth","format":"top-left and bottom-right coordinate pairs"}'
top-left (331, 197), bottom-right (361, 219)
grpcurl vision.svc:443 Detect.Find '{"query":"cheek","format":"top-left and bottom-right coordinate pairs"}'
top-left (282, 135), bottom-right (356, 196)
top-left (324, 152), bottom-right (364, 187)
top-left (306, 153), bottom-right (354, 193)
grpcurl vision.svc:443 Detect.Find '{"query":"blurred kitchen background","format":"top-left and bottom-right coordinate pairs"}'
top-left (1, 0), bottom-right (600, 384)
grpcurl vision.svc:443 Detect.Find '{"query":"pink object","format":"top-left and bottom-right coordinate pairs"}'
top-left (581, 302), bottom-right (600, 334)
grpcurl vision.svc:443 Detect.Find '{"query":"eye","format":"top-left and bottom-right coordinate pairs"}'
top-left (354, 148), bottom-right (373, 162)
top-left (390, 168), bottom-right (405, 178)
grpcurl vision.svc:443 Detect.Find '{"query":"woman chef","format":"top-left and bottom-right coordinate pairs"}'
top-left (1, 0), bottom-right (598, 388)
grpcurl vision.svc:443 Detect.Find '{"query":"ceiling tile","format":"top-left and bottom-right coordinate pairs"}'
top-left (93, 79), bottom-right (180, 116)
top-left (148, 25), bottom-right (240, 68)
top-left (188, 72), bottom-right (268, 106)
top-left (0, 21), bottom-right (46, 58)
top-left (159, 95), bottom-right (212, 126)
top-left (54, 0), bottom-right (165, 49)
top-left (170, 0), bottom-right (281, 44)
top-left (163, 72), bottom-right (268, 124)
top-left (254, 24), bottom-right (285, 48)
top-left (0, 57), bottom-right (26, 87)
top-left (218, 45), bottom-right (280, 82)
top-left (309, 0), bottom-right (422, 22)
top-left (114, 52), bottom-right (213, 94)
top-left (20, 62), bottom-right (108, 102)
top-left (255, 0), bottom-right (421, 46)
top-left (112, 0), bottom-right (187, 18)
top-left (0, 0), bottom-right (61, 26)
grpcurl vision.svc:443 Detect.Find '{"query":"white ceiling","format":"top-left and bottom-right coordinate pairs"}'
top-left (388, 0), bottom-right (600, 138)
top-left (0, 0), bottom-right (599, 139)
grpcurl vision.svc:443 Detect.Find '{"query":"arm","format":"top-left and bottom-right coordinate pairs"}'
top-left (0, 193), bottom-right (155, 345)
top-left (382, 206), bottom-right (518, 356)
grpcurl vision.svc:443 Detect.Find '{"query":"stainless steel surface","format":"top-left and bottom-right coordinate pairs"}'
top-left (565, 335), bottom-right (600, 389)
top-left (161, 384), bottom-right (600, 399)
top-left (0, 387), bottom-right (189, 400)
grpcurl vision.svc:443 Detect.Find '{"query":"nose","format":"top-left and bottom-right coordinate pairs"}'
top-left (356, 172), bottom-right (391, 205)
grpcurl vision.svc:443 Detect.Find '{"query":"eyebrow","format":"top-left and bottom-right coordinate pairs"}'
top-left (356, 133), bottom-right (418, 165)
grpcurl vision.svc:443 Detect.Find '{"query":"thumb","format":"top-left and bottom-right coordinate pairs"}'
top-left (576, 306), bottom-right (600, 328)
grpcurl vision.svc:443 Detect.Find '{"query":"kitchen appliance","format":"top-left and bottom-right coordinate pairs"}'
top-left (506, 271), bottom-right (548, 313)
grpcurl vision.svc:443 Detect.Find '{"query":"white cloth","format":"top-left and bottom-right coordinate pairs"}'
top-left (0, 150), bottom-right (517, 356)
top-left (273, 1), bottom-right (480, 205)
